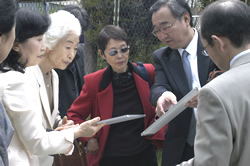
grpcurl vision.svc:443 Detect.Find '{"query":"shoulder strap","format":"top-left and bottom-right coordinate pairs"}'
top-left (136, 62), bottom-right (152, 88)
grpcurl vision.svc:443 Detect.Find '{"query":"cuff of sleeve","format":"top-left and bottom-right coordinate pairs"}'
top-left (162, 91), bottom-right (170, 96)
top-left (62, 128), bottom-right (75, 155)
top-left (65, 145), bottom-right (75, 156)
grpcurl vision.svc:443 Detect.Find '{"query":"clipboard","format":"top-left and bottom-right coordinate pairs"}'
top-left (141, 88), bottom-right (199, 136)
top-left (95, 114), bottom-right (146, 126)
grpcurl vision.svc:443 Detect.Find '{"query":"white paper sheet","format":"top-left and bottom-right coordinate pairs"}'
top-left (95, 114), bottom-right (146, 126)
top-left (141, 88), bottom-right (199, 136)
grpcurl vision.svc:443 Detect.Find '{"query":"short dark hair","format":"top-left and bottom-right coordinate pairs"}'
top-left (150, 0), bottom-right (193, 27)
top-left (62, 5), bottom-right (89, 32)
top-left (0, 0), bottom-right (17, 35)
top-left (97, 25), bottom-right (128, 54)
top-left (15, 8), bottom-right (51, 43)
top-left (200, 0), bottom-right (250, 48)
top-left (0, 8), bottom-right (51, 73)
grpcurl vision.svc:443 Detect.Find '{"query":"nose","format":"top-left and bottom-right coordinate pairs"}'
top-left (67, 49), bottom-right (76, 60)
top-left (67, 53), bottom-right (73, 60)
top-left (158, 31), bottom-right (169, 39)
top-left (116, 51), bottom-right (123, 59)
top-left (41, 42), bottom-right (46, 53)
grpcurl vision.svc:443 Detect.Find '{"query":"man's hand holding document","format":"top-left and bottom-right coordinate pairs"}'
top-left (141, 88), bottom-right (199, 136)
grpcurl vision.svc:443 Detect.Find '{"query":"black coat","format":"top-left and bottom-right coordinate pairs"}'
top-left (55, 46), bottom-right (85, 117)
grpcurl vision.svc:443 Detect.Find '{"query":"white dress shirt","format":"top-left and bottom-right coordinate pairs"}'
top-left (178, 28), bottom-right (201, 118)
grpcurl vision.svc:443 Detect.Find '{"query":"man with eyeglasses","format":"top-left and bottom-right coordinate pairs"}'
top-left (149, 0), bottom-right (217, 165)
top-left (178, 0), bottom-right (250, 165)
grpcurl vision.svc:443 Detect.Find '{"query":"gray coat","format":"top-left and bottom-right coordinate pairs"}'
top-left (179, 52), bottom-right (250, 166)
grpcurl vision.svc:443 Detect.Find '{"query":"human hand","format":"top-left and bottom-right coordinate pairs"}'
top-left (156, 91), bottom-right (177, 117)
top-left (55, 124), bottom-right (79, 131)
top-left (185, 95), bottom-right (198, 108)
top-left (74, 117), bottom-right (104, 139)
top-left (86, 138), bottom-right (99, 154)
top-left (55, 116), bottom-right (75, 131)
top-left (61, 116), bottom-right (74, 127)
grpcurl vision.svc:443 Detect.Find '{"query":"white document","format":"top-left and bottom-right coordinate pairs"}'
top-left (141, 88), bottom-right (199, 136)
top-left (95, 114), bottom-right (146, 126)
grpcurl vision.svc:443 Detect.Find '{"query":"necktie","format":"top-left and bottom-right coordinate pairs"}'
top-left (182, 50), bottom-right (192, 90)
top-left (182, 50), bottom-right (196, 146)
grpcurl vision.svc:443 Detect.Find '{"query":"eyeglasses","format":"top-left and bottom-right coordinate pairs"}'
top-left (202, 43), bottom-right (209, 56)
top-left (108, 46), bottom-right (130, 56)
top-left (152, 19), bottom-right (177, 37)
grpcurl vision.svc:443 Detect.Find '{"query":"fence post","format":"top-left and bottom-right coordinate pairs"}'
top-left (113, 0), bottom-right (120, 26)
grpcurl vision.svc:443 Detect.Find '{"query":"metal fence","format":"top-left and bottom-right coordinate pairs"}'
top-left (19, 0), bottom-right (200, 74)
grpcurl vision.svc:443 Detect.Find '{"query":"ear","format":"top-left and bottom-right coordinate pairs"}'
top-left (12, 42), bottom-right (20, 52)
top-left (211, 35), bottom-right (225, 52)
top-left (98, 49), bottom-right (106, 60)
top-left (45, 48), bottom-right (51, 54)
top-left (0, 33), bottom-right (4, 44)
top-left (182, 13), bottom-right (191, 26)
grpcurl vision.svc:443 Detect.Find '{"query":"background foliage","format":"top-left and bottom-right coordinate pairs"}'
top-left (81, 0), bottom-right (161, 73)
top-left (19, 0), bottom-right (249, 74)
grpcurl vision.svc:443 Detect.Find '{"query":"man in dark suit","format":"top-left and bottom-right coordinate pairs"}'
top-left (149, 0), bottom-right (217, 165)
top-left (56, 5), bottom-right (89, 117)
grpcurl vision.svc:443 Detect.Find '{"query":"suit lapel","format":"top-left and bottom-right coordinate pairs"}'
top-left (165, 34), bottom-right (213, 94)
top-left (96, 66), bottom-right (113, 121)
top-left (51, 70), bottom-right (59, 124)
top-left (34, 66), bottom-right (53, 128)
top-left (165, 50), bottom-right (190, 96)
top-left (97, 83), bottom-right (113, 120)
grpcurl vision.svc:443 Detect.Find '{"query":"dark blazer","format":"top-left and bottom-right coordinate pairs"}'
top-left (150, 35), bottom-right (217, 166)
top-left (68, 62), bottom-right (165, 166)
top-left (55, 46), bottom-right (85, 117)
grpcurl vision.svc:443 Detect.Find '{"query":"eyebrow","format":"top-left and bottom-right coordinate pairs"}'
top-left (66, 40), bottom-right (74, 44)
top-left (108, 45), bottom-right (127, 50)
top-left (153, 21), bottom-right (169, 28)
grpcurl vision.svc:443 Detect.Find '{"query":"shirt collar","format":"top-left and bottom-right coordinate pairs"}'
top-left (230, 49), bottom-right (250, 67)
top-left (178, 28), bottom-right (198, 58)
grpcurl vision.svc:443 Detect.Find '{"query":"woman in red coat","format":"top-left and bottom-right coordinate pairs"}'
top-left (68, 25), bottom-right (164, 166)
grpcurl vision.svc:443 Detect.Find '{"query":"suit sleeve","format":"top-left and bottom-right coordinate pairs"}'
top-left (178, 86), bottom-right (232, 166)
top-left (3, 73), bottom-right (74, 155)
top-left (150, 53), bottom-right (172, 106)
top-left (67, 78), bottom-right (93, 124)
top-left (67, 75), bottom-right (96, 143)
